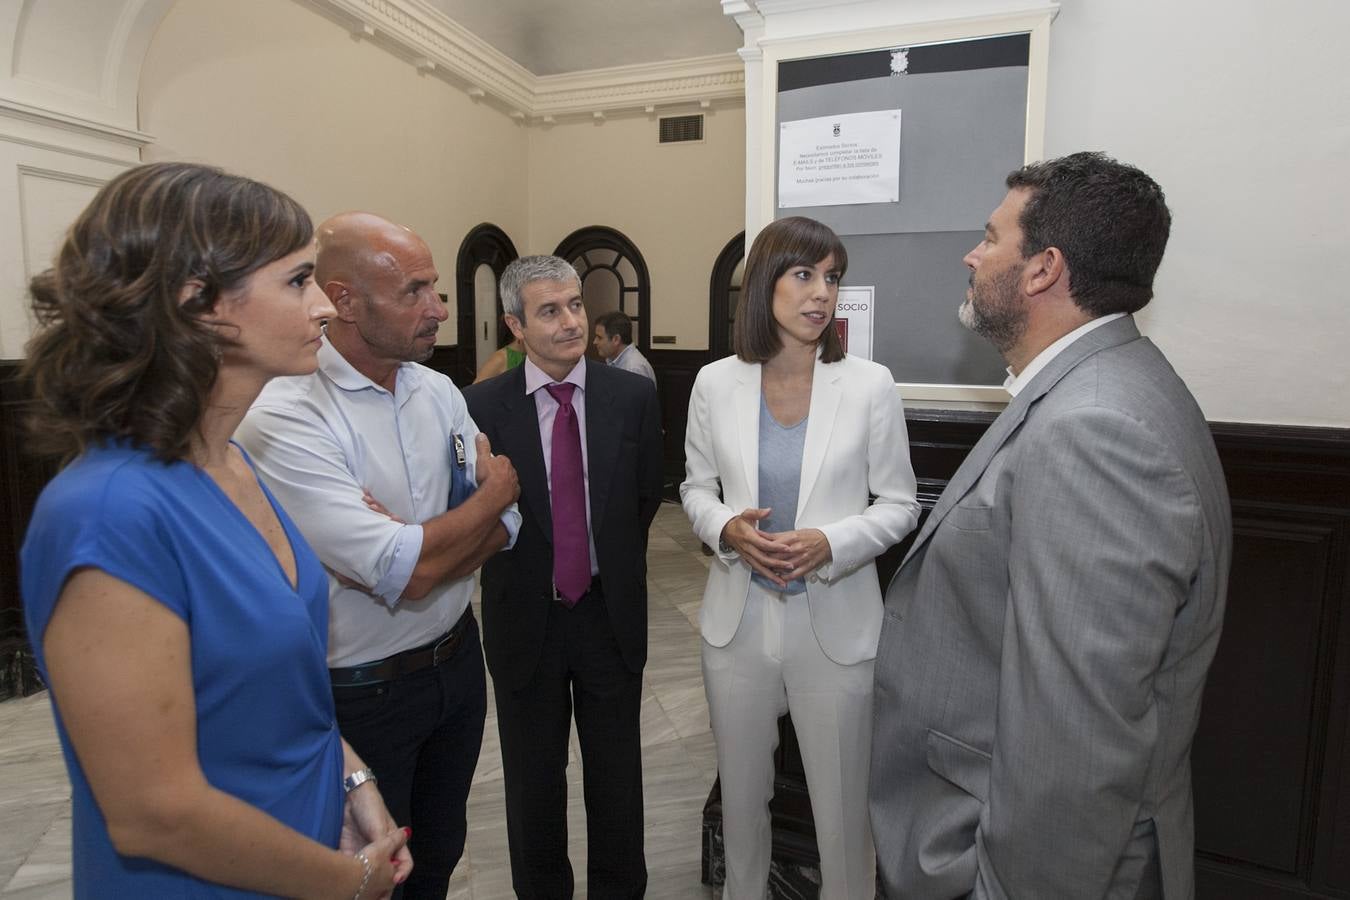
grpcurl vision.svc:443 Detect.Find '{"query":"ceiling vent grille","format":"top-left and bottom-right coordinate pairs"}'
top-left (659, 114), bottom-right (704, 144)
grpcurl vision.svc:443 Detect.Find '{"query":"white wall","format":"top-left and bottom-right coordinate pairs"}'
top-left (526, 104), bottom-right (746, 349)
top-left (732, 0), bottom-right (1349, 427)
top-left (1042, 0), bottom-right (1349, 426)
top-left (139, 0), bottom-right (531, 347)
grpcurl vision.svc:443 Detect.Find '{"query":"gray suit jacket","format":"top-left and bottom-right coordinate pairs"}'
top-left (870, 316), bottom-right (1231, 900)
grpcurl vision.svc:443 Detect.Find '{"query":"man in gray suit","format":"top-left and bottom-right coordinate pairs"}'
top-left (870, 152), bottom-right (1231, 899)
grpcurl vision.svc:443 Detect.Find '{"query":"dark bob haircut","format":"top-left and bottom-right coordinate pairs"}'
top-left (1006, 151), bottom-right (1171, 317)
top-left (22, 161), bottom-right (313, 463)
top-left (733, 216), bottom-right (847, 364)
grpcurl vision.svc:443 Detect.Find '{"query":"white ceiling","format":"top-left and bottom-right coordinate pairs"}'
top-left (423, 0), bottom-right (745, 76)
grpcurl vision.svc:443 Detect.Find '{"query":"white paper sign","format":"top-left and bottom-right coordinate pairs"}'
top-left (779, 109), bottom-right (902, 208)
top-left (834, 286), bottom-right (875, 360)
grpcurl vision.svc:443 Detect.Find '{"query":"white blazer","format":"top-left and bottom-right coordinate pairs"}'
top-left (681, 353), bottom-right (920, 665)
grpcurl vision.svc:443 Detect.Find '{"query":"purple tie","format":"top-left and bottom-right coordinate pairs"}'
top-left (545, 383), bottom-right (590, 606)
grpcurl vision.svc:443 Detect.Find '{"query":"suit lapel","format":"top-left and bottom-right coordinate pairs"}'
top-left (796, 355), bottom-right (842, 519)
top-left (734, 360), bottom-right (762, 504)
top-left (901, 388), bottom-right (1030, 560)
top-left (499, 368), bottom-right (552, 542)
top-left (901, 316), bottom-right (1144, 564)
top-left (584, 361), bottom-right (617, 534)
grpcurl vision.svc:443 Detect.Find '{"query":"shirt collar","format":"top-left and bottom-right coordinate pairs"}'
top-left (318, 333), bottom-right (422, 396)
top-left (524, 356), bottom-right (587, 396)
top-left (608, 345), bottom-right (633, 366)
top-left (1003, 313), bottom-right (1126, 397)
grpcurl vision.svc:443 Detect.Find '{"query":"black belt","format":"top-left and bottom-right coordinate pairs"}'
top-left (329, 608), bottom-right (472, 687)
top-left (553, 575), bottom-right (603, 605)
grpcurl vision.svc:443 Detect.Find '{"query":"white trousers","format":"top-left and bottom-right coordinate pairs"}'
top-left (703, 582), bottom-right (876, 900)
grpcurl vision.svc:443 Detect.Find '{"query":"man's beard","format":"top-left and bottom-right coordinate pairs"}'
top-left (958, 266), bottom-right (1027, 354)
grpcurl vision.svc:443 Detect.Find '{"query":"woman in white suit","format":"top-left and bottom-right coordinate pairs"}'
top-left (682, 216), bottom-right (919, 899)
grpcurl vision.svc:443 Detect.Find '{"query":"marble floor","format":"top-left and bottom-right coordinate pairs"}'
top-left (0, 502), bottom-right (722, 899)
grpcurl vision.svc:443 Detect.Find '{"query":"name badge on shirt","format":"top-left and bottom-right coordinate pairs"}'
top-left (452, 433), bottom-right (467, 468)
top-left (448, 433), bottom-right (473, 510)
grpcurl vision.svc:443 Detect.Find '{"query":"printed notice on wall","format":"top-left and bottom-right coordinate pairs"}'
top-left (779, 110), bottom-right (901, 208)
top-left (833, 286), bottom-right (875, 360)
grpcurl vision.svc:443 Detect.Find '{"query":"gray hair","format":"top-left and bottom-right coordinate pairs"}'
top-left (499, 255), bottom-right (581, 320)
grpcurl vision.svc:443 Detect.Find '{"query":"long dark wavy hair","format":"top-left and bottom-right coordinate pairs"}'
top-left (22, 162), bottom-right (313, 464)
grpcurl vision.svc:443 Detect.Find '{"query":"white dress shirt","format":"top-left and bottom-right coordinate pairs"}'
top-left (236, 337), bottom-right (521, 666)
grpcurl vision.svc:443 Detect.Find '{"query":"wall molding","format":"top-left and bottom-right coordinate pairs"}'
top-left (0, 0), bottom-right (175, 135)
top-left (305, 0), bottom-right (744, 123)
top-left (15, 165), bottom-right (109, 285)
top-left (0, 97), bottom-right (153, 150)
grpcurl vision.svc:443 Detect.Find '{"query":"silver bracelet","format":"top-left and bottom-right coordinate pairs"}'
top-left (352, 850), bottom-right (373, 900)
top-left (343, 767), bottom-right (376, 794)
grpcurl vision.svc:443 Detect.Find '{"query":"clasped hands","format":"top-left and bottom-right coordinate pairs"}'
top-left (340, 777), bottom-right (412, 898)
top-left (719, 508), bottom-right (832, 587)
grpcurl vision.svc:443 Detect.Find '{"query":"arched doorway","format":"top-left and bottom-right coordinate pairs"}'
top-left (454, 223), bottom-right (519, 386)
top-left (553, 227), bottom-right (651, 357)
top-left (708, 232), bottom-right (745, 360)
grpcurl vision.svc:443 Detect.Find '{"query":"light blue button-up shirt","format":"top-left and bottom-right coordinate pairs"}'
top-left (607, 344), bottom-right (657, 384)
top-left (237, 337), bottom-right (521, 666)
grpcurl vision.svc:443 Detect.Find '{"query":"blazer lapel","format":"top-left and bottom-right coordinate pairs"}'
top-left (795, 355), bottom-right (842, 519)
top-left (499, 369), bottom-right (552, 542)
top-left (902, 316), bottom-right (1144, 564)
top-left (901, 388), bottom-right (1030, 561)
top-left (734, 360), bottom-right (762, 504)
top-left (584, 361), bottom-right (617, 533)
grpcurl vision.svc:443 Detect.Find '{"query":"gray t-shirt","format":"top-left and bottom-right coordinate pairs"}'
top-left (753, 391), bottom-right (807, 595)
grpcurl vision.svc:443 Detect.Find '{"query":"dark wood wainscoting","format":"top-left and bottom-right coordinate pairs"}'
top-left (647, 348), bottom-right (713, 500)
top-left (425, 345), bottom-right (468, 389)
top-left (0, 362), bottom-right (58, 698)
top-left (1194, 424), bottom-right (1350, 899)
top-left (700, 410), bottom-right (1350, 900)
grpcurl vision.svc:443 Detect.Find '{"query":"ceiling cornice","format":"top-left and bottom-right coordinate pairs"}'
top-left (533, 54), bottom-right (744, 118)
top-left (306, 0), bottom-right (744, 123)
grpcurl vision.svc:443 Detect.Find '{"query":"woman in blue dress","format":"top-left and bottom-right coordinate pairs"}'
top-left (20, 162), bottom-right (412, 898)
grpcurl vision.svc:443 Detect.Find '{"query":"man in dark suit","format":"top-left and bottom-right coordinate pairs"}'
top-left (463, 255), bottom-right (663, 900)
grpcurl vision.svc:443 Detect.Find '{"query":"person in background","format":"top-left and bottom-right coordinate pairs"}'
top-left (20, 162), bottom-right (410, 899)
top-left (593, 310), bottom-right (656, 384)
top-left (681, 216), bottom-right (920, 899)
top-left (474, 333), bottom-right (527, 383)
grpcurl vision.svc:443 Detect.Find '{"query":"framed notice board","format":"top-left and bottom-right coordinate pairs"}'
top-left (761, 12), bottom-right (1054, 401)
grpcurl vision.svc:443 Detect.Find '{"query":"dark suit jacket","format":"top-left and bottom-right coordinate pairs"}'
top-left (464, 360), bottom-right (664, 691)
